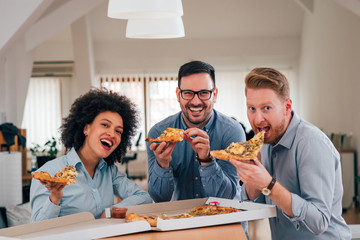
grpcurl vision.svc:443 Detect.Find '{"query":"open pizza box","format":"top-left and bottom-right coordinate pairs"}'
top-left (0, 197), bottom-right (276, 240)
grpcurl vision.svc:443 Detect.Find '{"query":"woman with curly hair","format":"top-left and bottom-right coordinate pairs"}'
top-left (30, 89), bottom-right (153, 222)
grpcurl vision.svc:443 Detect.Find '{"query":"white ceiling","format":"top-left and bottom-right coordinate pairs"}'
top-left (47, 0), bottom-right (304, 43)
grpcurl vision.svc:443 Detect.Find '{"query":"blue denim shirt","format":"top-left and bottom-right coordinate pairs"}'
top-left (242, 112), bottom-right (351, 239)
top-left (30, 148), bottom-right (153, 222)
top-left (147, 109), bottom-right (246, 202)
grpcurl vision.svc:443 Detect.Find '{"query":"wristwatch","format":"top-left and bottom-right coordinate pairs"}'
top-left (261, 177), bottom-right (276, 196)
top-left (196, 153), bottom-right (214, 163)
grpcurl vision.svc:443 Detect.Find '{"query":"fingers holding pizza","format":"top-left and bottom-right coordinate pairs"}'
top-left (32, 165), bottom-right (77, 205)
top-left (147, 128), bottom-right (184, 168)
top-left (184, 128), bottom-right (211, 162)
top-left (149, 141), bottom-right (176, 168)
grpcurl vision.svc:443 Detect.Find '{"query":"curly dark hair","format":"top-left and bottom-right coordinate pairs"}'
top-left (60, 88), bottom-right (139, 165)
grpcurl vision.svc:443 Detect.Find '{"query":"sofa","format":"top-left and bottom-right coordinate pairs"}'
top-left (0, 203), bottom-right (31, 229)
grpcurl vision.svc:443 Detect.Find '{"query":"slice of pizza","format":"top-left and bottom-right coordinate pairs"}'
top-left (190, 205), bottom-right (241, 216)
top-left (145, 127), bottom-right (184, 143)
top-left (125, 213), bottom-right (158, 227)
top-left (32, 165), bottom-right (77, 185)
top-left (210, 131), bottom-right (265, 161)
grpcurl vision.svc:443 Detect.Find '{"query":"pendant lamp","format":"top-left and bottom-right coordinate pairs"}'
top-left (108, 0), bottom-right (183, 19)
top-left (126, 17), bottom-right (185, 39)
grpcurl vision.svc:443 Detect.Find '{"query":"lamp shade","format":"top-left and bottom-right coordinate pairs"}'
top-left (108, 0), bottom-right (183, 19)
top-left (126, 17), bottom-right (185, 39)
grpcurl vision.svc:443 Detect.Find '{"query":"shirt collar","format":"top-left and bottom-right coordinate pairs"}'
top-left (274, 111), bottom-right (300, 150)
top-left (180, 110), bottom-right (216, 132)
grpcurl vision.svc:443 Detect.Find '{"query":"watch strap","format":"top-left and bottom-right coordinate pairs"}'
top-left (196, 153), bottom-right (214, 163)
top-left (267, 177), bottom-right (276, 191)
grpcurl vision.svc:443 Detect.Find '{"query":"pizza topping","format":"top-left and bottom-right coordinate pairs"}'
top-left (210, 131), bottom-right (265, 161)
top-left (125, 205), bottom-right (241, 227)
top-left (54, 165), bottom-right (77, 184)
top-left (145, 127), bottom-right (184, 143)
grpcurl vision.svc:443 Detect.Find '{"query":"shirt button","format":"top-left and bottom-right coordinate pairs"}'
top-left (203, 184), bottom-right (205, 187)
top-left (195, 194), bottom-right (199, 197)
top-left (195, 177), bottom-right (198, 180)
top-left (200, 169), bottom-right (203, 172)
top-left (169, 170), bottom-right (172, 173)
top-left (93, 189), bottom-right (96, 192)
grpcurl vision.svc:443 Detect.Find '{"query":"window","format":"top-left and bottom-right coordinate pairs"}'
top-left (100, 74), bottom-right (179, 149)
top-left (147, 76), bottom-right (179, 128)
top-left (21, 77), bottom-right (62, 150)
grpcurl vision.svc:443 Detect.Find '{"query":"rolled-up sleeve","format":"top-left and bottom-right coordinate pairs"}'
top-left (30, 179), bottom-right (61, 222)
top-left (147, 149), bottom-right (175, 202)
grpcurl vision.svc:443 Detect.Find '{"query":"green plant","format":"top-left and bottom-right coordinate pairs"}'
top-left (30, 137), bottom-right (59, 158)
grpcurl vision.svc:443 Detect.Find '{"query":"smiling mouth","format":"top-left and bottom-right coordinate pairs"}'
top-left (100, 139), bottom-right (113, 149)
top-left (189, 106), bottom-right (204, 113)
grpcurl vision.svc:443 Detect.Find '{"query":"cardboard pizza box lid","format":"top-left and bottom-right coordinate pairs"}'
top-left (0, 212), bottom-right (150, 240)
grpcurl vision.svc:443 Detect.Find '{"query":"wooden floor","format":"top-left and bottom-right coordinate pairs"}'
top-left (343, 207), bottom-right (360, 224)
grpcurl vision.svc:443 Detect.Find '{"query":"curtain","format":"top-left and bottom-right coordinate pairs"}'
top-left (21, 78), bottom-right (62, 150)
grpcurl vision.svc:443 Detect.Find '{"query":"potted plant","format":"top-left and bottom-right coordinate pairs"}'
top-left (30, 137), bottom-right (59, 169)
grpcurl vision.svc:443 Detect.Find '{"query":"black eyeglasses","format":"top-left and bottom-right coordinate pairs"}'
top-left (179, 88), bottom-right (215, 100)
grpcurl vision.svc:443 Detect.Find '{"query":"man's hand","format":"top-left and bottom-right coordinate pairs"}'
top-left (184, 128), bottom-right (211, 164)
top-left (40, 180), bottom-right (66, 205)
top-left (149, 142), bottom-right (176, 168)
top-left (230, 154), bottom-right (294, 217)
top-left (230, 158), bottom-right (272, 191)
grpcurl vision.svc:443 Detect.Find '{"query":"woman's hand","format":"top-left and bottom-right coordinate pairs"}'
top-left (40, 180), bottom-right (66, 205)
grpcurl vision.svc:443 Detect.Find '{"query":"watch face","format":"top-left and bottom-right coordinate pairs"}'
top-left (262, 188), bottom-right (271, 196)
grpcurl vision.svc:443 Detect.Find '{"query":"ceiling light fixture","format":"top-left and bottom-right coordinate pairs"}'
top-left (126, 17), bottom-right (185, 39)
top-left (107, 0), bottom-right (183, 19)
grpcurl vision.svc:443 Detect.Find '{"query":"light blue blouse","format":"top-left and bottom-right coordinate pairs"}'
top-left (30, 148), bottom-right (153, 222)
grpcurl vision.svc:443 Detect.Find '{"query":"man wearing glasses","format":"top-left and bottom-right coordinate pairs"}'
top-left (146, 60), bottom-right (246, 206)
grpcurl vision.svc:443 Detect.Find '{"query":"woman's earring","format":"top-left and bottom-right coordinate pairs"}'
top-left (84, 132), bottom-right (88, 136)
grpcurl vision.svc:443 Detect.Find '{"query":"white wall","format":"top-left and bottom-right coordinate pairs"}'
top-left (0, 39), bottom-right (33, 126)
top-left (299, 0), bottom-right (360, 151)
